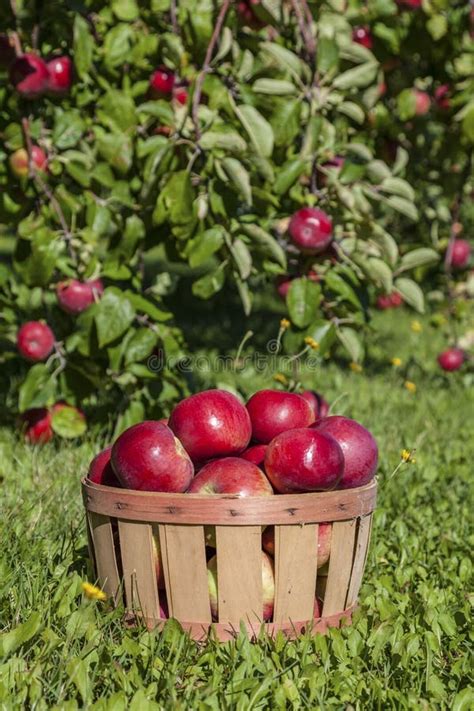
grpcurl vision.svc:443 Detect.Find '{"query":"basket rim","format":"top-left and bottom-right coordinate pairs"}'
top-left (82, 476), bottom-right (377, 525)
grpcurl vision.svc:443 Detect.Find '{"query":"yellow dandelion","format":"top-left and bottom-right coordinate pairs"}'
top-left (404, 380), bottom-right (416, 393)
top-left (401, 449), bottom-right (416, 464)
top-left (273, 373), bottom-right (288, 385)
top-left (280, 318), bottom-right (290, 330)
top-left (410, 320), bottom-right (422, 333)
top-left (304, 337), bottom-right (320, 350)
top-left (350, 362), bottom-right (363, 373)
top-left (391, 357), bottom-right (402, 368)
top-left (82, 582), bottom-right (107, 601)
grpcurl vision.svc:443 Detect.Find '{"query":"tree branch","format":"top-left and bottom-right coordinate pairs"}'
top-left (290, 0), bottom-right (316, 66)
top-left (191, 0), bottom-right (231, 140)
top-left (21, 117), bottom-right (76, 260)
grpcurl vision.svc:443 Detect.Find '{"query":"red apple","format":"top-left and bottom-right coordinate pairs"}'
top-left (168, 389), bottom-right (251, 462)
top-left (9, 146), bottom-right (47, 178)
top-left (262, 522), bottom-right (332, 568)
top-left (311, 416), bottom-right (378, 489)
top-left (149, 67), bottom-right (175, 99)
top-left (88, 445), bottom-right (121, 487)
top-left (288, 208), bottom-right (333, 254)
top-left (187, 457), bottom-right (273, 495)
top-left (9, 53), bottom-right (49, 98)
top-left (317, 156), bottom-right (344, 187)
top-left (246, 390), bottom-right (314, 444)
top-left (300, 391), bottom-right (329, 420)
top-left (414, 90), bottom-right (431, 116)
top-left (241, 444), bottom-right (267, 469)
top-left (275, 276), bottom-right (293, 300)
top-left (448, 239), bottom-right (471, 270)
top-left (265, 428), bottom-right (344, 493)
top-left (352, 26), bottom-right (373, 50)
top-left (17, 321), bottom-right (55, 362)
top-left (111, 421), bottom-right (194, 492)
top-left (20, 408), bottom-right (53, 444)
top-left (376, 291), bottom-right (402, 310)
top-left (56, 279), bottom-right (104, 314)
top-left (437, 348), bottom-right (465, 372)
top-left (173, 85), bottom-right (188, 105)
top-left (434, 84), bottom-right (450, 111)
top-left (47, 55), bottom-right (73, 94)
top-left (207, 551), bottom-right (274, 621)
top-left (397, 0), bottom-right (422, 7)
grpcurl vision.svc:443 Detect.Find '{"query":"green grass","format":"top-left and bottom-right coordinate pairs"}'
top-left (1, 311), bottom-right (473, 710)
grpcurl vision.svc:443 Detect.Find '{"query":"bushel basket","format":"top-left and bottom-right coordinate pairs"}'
top-left (82, 478), bottom-right (377, 641)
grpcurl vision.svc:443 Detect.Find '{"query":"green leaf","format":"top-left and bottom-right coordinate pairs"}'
top-left (306, 319), bottom-right (336, 355)
top-left (51, 405), bottom-right (87, 439)
top-left (235, 275), bottom-right (252, 316)
top-left (187, 227), bottom-right (226, 268)
top-left (427, 14), bottom-right (447, 41)
top-left (337, 327), bottom-right (363, 363)
top-left (234, 105), bottom-right (274, 158)
top-left (192, 264), bottom-right (226, 299)
top-left (95, 128), bottom-right (133, 174)
top-left (260, 42), bottom-right (304, 79)
top-left (230, 238), bottom-right (252, 280)
top-left (19, 364), bottom-right (56, 413)
top-left (221, 158), bottom-right (252, 205)
top-left (124, 329), bottom-right (158, 365)
top-left (0, 612), bottom-right (42, 657)
top-left (333, 62), bottom-right (378, 90)
top-left (200, 131), bottom-right (247, 153)
top-left (240, 223), bottom-right (287, 269)
top-left (363, 258), bottom-right (393, 293)
top-left (112, 0), bottom-right (140, 21)
top-left (66, 658), bottom-right (90, 703)
top-left (274, 159), bottom-right (306, 196)
top-left (53, 111), bottom-right (86, 150)
top-left (287, 278), bottom-right (322, 329)
top-left (384, 195), bottom-right (419, 222)
top-left (394, 278), bottom-right (424, 313)
top-left (271, 99), bottom-right (301, 147)
top-left (381, 177), bottom-right (415, 201)
top-left (73, 15), bottom-right (94, 78)
top-left (317, 37), bottom-right (339, 74)
top-left (398, 248), bottom-right (439, 272)
top-left (252, 79), bottom-right (296, 95)
top-left (153, 170), bottom-right (195, 229)
top-left (325, 271), bottom-right (361, 309)
top-left (337, 102), bottom-right (365, 124)
top-left (95, 288), bottom-right (136, 347)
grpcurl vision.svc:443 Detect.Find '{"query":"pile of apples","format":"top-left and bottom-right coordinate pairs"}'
top-left (87, 388), bottom-right (378, 621)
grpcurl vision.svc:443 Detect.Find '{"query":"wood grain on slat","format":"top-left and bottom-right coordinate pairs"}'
top-left (274, 524), bottom-right (318, 624)
top-left (82, 478), bottom-right (377, 525)
top-left (346, 514), bottom-right (373, 607)
top-left (88, 512), bottom-right (120, 602)
top-left (158, 524), bottom-right (210, 622)
top-left (215, 526), bottom-right (262, 625)
top-left (322, 519), bottom-right (357, 616)
top-left (118, 520), bottom-right (160, 623)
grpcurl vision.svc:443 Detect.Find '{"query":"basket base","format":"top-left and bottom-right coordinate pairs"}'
top-left (125, 605), bottom-right (356, 642)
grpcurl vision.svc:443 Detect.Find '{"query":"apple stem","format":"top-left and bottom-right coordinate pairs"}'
top-left (191, 0), bottom-right (231, 140)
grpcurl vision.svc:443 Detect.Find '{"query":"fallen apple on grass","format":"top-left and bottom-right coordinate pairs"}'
top-left (437, 348), bottom-right (465, 372)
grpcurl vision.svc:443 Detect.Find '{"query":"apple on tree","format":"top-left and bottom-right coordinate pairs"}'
top-left (448, 240), bottom-right (471, 270)
top-left (288, 208), bottom-right (333, 254)
top-left (17, 321), bottom-right (55, 362)
top-left (56, 279), bottom-right (104, 315)
top-left (149, 67), bottom-right (175, 99)
top-left (9, 53), bottom-right (50, 98)
top-left (9, 146), bottom-right (47, 178)
top-left (20, 408), bottom-right (53, 444)
top-left (46, 55), bottom-right (73, 94)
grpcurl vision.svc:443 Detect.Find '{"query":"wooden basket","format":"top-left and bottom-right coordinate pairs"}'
top-left (82, 478), bottom-right (377, 641)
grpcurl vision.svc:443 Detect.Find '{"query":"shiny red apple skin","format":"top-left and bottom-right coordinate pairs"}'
top-left (173, 86), bottom-right (188, 105)
top-left (9, 146), bottom-right (47, 178)
top-left (20, 408), bottom-right (53, 444)
top-left (17, 321), bottom-right (55, 362)
top-left (88, 445), bottom-right (121, 487)
top-left (9, 53), bottom-right (49, 98)
top-left (265, 428), bottom-right (344, 493)
top-left (246, 390), bottom-right (314, 444)
top-left (241, 444), bottom-right (267, 469)
top-left (449, 239), bottom-right (471, 270)
top-left (262, 522), bottom-right (332, 568)
top-left (187, 457), bottom-right (273, 495)
top-left (169, 389), bottom-right (251, 462)
top-left (312, 416), bottom-right (378, 489)
top-left (352, 26), bottom-right (373, 49)
top-left (288, 208), bottom-right (333, 254)
top-left (47, 55), bottom-right (73, 94)
top-left (111, 421), bottom-right (194, 492)
top-left (300, 391), bottom-right (329, 420)
top-left (56, 279), bottom-right (104, 314)
top-left (437, 348), bottom-right (465, 372)
top-left (149, 67), bottom-right (175, 98)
